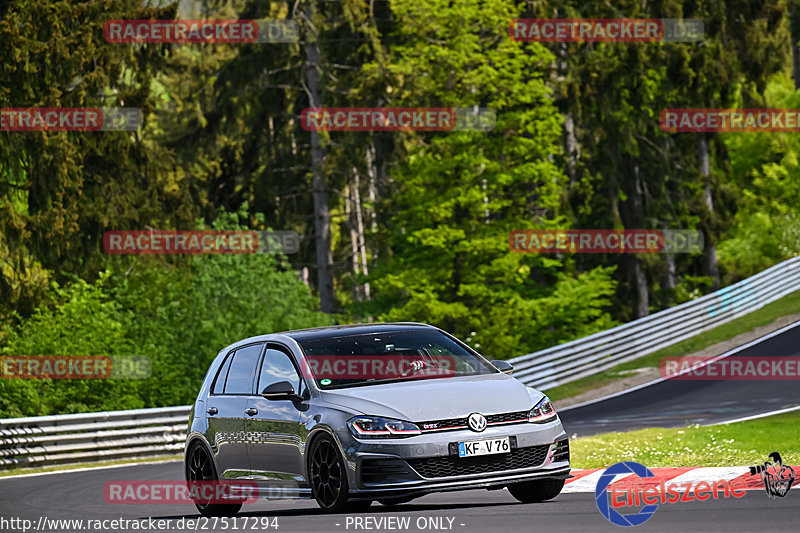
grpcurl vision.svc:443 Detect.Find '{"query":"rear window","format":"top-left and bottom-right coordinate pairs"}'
top-left (211, 351), bottom-right (234, 394)
top-left (222, 343), bottom-right (264, 394)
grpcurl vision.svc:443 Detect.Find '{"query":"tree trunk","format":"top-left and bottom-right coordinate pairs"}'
top-left (352, 166), bottom-right (370, 300)
top-left (634, 258), bottom-right (649, 317)
top-left (555, 41), bottom-right (580, 181)
top-left (346, 184), bottom-right (361, 302)
top-left (792, 7), bottom-right (800, 90)
top-left (627, 164), bottom-right (649, 318)
top-left (698, 135), bottom-right (720, 289)
top-left (304, 3), bottom-right (336, 313)
top-left (366, 140), bottom-right (378, 232)
top-left (662, 252), bottom-right (677, 306)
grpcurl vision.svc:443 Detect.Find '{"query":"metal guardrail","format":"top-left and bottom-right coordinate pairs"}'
top-left (0, 406), bottom-right (190, 469)
top-left (1, 256), bottom-right (798, 470)
top-left (509, 256), bottom-right (800, 390)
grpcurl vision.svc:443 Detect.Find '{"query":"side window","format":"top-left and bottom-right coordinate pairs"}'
top-left (223, 343), bottom-right (264, 394)
top-left (257, 346), bottom-right (302, 395)
top-left (211, 351), bottom-right (234, 394)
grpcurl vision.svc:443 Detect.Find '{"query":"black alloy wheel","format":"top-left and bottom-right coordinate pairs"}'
top-left (186, 443), bottom-right (242, 517)
top-left (309, 434), bottom-right (372, 512)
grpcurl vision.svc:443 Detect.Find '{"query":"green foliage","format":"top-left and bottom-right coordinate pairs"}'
top-left (2, 0), bottom-right (799, 417)
top-left (0, 273), bottom-right (142, 417)
top-left (0, 209), bottom-right (330, 417)
top-left (0, 0), bottom-right (199, 316)
top-left (719, 73), bottom-right (800, 277)
top-left (366, 0), bottom-right (618, 357)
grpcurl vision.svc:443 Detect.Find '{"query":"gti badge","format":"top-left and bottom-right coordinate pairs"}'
top-left (467, 413), bottom-right (487, 432)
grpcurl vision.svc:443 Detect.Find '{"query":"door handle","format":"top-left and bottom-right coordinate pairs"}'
top-left (207, 407), bottom-right (218, 415)
top-left (245, 407), bottom-right (258, 416)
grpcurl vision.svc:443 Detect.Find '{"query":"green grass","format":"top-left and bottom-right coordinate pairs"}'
top-left (571, 410), bottom-right (800, 469)
top-left (546, 288), bottom-right (800, 401)
top-left (0, 454), bottom-right (182, 478)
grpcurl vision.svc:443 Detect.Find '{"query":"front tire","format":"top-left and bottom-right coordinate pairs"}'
top-left (308, 435), bottom-right (370, 512)
top-left (507, 479), bottom-right (565, 503)
top-left (186, 443), bottom-right (242, 517)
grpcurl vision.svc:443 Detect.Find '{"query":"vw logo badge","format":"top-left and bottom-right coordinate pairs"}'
top-left (467, 413), bottom-right (487, 432)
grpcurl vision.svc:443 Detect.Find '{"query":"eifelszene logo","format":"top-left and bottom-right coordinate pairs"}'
top-left (595, 462), bottom-right (658, 527)
top-left (749, 452), bottom-right (796, 498)
top-left (595, 461), bottom-right (746, 527)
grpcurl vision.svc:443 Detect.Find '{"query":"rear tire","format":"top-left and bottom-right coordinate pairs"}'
top-left (186, 443), bottom-right (242, 517)
top-left (507, 479), bottom-right (565, 503)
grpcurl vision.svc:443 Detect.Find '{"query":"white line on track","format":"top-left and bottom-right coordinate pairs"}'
top-left (664, 467), bottom-right (749, 488)
top-left (564, 467), bottom-right (755, 493)
top-left (560, 320), bottom-right (800, 412)
top-left (708, 404), bottom-right (800, 426)
top-left (0, 459), bottom-right (181, 481)
top-left (563, 470), bottom-right (633, 493)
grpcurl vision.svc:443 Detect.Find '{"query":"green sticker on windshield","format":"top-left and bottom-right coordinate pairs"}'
top-left (321, 379), bottom-right (332, 385)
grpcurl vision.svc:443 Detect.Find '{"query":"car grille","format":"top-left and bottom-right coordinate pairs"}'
top-left (406, 444), bottom-right (550, 479)
top-left (418, 410), bottom-right (529, 432)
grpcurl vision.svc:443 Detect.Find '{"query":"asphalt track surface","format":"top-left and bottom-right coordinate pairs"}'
top-left (559, 320), bottom-right (800, 437)
top-left (0, 461), bottom-right (798, 533)
top-left (3, 322), bottom-right (800, 532)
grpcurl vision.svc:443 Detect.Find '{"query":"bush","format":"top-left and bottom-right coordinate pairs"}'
top-left (0, 210), bottom-right (330, 417)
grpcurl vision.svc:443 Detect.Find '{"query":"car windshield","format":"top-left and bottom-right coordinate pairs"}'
top-left (296, 329), bottom-right (497, 389)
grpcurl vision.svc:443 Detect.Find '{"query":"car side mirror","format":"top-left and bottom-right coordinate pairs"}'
top-left (261, 380), bottom-right (304, 402)
top-left (490, 360), bottom-right (513, 375)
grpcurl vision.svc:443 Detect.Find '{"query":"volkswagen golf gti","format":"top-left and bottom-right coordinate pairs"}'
top-left (184, 323), bottom-right (570, 515)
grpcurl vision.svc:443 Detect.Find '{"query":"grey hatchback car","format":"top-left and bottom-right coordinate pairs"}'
top-left (184, 323), bottom-right (570, 515)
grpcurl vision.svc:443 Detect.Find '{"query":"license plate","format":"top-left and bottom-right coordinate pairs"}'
top-left (457, 437), bottom-right (511, 458)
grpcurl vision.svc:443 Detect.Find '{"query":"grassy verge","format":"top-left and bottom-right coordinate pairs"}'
top-left (571, 410), bottom-right (800, 469)
top-left (545, 288), bottom-right (800, 401)
top-left (0, 454), bottom-right (183, 478)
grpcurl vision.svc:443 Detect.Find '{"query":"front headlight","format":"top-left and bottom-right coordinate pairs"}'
top-left (347, 416), bottom-right (422, 439)
top-left (528, 396), bottom-right (557, 423)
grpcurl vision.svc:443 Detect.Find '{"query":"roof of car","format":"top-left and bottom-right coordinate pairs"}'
top-left (279, 322), bottom-right (437, 342)
top-left (215, 323), bottom-right (441, 356)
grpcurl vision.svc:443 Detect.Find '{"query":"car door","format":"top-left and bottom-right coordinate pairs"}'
top-left (245, 343), bottom-right (309, 497)
top-left (206, 342), bottom-right (265, 480)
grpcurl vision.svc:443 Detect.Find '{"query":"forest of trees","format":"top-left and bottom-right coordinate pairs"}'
top-left (1, 0), bottom-right (799, 416)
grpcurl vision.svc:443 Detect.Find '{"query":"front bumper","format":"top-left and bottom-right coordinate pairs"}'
top-left (342, 418), bottom-right (570, 499)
